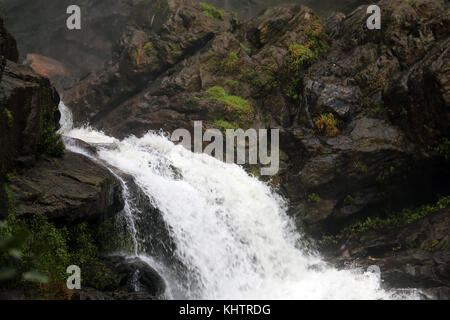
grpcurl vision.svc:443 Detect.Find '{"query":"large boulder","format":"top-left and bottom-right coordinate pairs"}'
top-left (70, 255), bottom-right (167, 300)
top-left (7, 151), bottom-right (124, 223)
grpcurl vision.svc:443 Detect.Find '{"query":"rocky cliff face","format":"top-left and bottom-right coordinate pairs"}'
top-left (51, 0), bottom-right (449, 295)
top-left (0, 0), bottom-right (371, 93)
top-left (64, 0), bottom-right (238, 135)
top-left (0, 15), bottom-right (62, 216)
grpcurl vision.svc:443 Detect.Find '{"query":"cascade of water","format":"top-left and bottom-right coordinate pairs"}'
top-left (58, 102), bottom-right (419, 300)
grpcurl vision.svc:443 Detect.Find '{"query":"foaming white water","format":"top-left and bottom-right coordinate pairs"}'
top-left (58, 102), bottom-right (73, 134)
top-left (58, 103), bottom-right (419, 300)
top-left (58, 102), bottom-right (117, 144)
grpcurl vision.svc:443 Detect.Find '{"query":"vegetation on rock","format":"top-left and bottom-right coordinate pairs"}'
top-left (323, 196), bottom-right (450, 244)
top-left (307, 193), bottom-right (321, 204)
top-left (2, 107), bottom-right (13, 128)
top-left (314, 113), bottom-right (338, 137)
top-left (430, 138), bottom-right (450, 161)
top-left (204, 86), bottom-right (253, 116)
top-left (200, 2), bottom-right (224, 20)
top-left (0, 208), bottom-right (119, 296)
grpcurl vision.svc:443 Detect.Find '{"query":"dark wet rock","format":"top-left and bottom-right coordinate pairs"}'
top-left (0, 62), bottom-right (60, 176)
top-left (7, 151), bottom-right (124, 223)
top-left (0, 16), bottom-right (18, 62)
top-left (283, 0), bottom-right (450, 237)
top-left (304, 80), bottom-right (361, 118)
top-left (102, 255), bottom-right (166, 299)
top-left (325, 207), bottom-right (450, 293)
top-left (300, 155), bottom-right (338, 189)
top-left (0, 255), bottom-right (167, 300)
top-left (0, 27), bottom-right (61, 216)
top-left (69, 255), bottom-right (167, 300)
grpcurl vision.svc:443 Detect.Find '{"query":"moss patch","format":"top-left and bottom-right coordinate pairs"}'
top-left (200, 2), bottom-right (223, 20)
top-left (287, 43), bottom-right (317, 71)
top-left (208, 52), bottom-right (241, 75)
top-left (38, 91), bottom-right (65, 157)
top-left (307, 193), bottom-right (321, 204)
top-left (222, 52), bottom-right (239, 73)
top-left (204, 86), bottom-right (253, 115)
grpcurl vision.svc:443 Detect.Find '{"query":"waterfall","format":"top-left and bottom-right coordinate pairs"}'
top-left (58, 102), bottom-right (420, 300)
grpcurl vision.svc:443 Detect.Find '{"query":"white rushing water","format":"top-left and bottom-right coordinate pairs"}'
top-left (58, 102), bottom-right (419, 300)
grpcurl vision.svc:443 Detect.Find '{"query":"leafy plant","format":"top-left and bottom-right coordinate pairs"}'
top-left (315, 113), bottom-right (338, 137)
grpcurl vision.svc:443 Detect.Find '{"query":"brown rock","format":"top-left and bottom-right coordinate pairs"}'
top-left (25, 54), bottom-right (71, 79)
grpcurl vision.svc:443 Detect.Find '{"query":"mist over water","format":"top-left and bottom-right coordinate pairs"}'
top-left (59, 103), bottom-right (420, 300)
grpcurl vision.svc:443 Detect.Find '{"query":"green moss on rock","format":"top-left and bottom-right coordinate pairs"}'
top-left (200, 2), bottom-right (223, 20)
top-left (38, 97), bottom-right (65, 158)
top-left (222, 52), bottom-right (239, 73)
top-left (204, 86), bottom-right (253, 115)
top-left (307, 193), bottom-right (321, 204)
